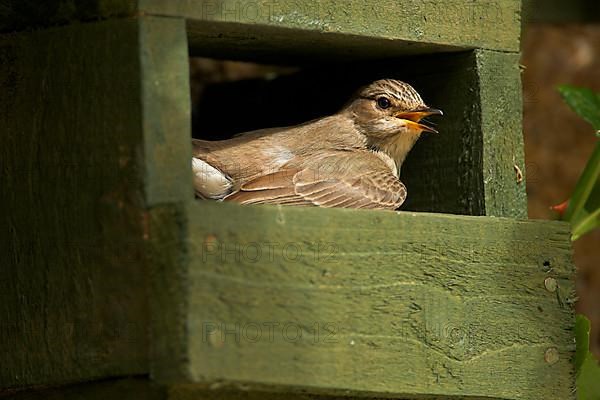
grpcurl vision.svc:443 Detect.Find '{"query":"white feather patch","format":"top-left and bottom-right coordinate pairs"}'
top-left (262, 146), bottom-right (294, 167)
top-left (192, 158), bottom-right (233, 199)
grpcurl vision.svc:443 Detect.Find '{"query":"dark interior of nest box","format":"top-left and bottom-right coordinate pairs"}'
top-left (189, 51), bottom-right (484, 216)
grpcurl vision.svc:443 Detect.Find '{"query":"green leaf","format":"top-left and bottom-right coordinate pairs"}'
top-left (573, 207), bottom-right (600, 241)
top-left (564, 142), bottom-right (600, 240)
top-left (579, 356), bottom-right (600, 400)
top-left (575, 315), bottom-right (600, 400)
top-left (576, 315), bottom-right (592, 372)
top-left (557, 86), bottom-right (600, 240)
top-left (558, 85), bottom-right (600, 131)
top-left (557, 87), bottom-right (600, 398)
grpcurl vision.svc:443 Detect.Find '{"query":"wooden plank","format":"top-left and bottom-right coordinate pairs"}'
top-left (1, 1), bottom-right (521, 54)
top-left (0, 0), bottom-right (137, 32)
top-left (4, 377), bottom-right (440, 399)
top-left (388, 52), bottom-right (487, 216)
top-left (139, 16), bottom-right (192, 206)
top-left (147, 204), bottom-right (191, 382)
top-left (402, 50), bottom-right (526, 218)
top-left (149, 201), bottom-right (575, 400)
top-left (159, 0), bottom-right (522, 59)
top-left (476, 50), bottom-right (528, 218)
top-left (2, 378), bottom-right (165, 400)
top-left (0, 18), bottom-right (150, 389)
top-left (397, 50), bottom-right (526, 218)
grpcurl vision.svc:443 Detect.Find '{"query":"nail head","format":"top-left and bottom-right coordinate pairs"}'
top-left (544, 347), bottom-right (559, 365)
top-left (544, 277), bottom-right (558, 292)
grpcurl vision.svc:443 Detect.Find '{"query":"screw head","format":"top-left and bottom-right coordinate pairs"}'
top-left (544, 277), bottom-right (558, 292)
top-left (544, 347), bottom-right (559, 365)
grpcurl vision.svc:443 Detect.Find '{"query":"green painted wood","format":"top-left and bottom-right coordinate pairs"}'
top-left (160, 0), bottom-right (522, 59)
top-left (2, 378), bottom-right (165, 400)
top-left (170, 384), bottom-right (502, 400)
top-left (476, 50), bottom-right (527, 218)
top-left (7, 376), bottom-right (480, 400)
top-left (0, 17), bottom-right (191, 389)
top-left (405, 50), bottom-right (526, 218)
top-left (149, 201), bottom-right (575, 400)
top-left (0, 0), bottom-right (137, 32)
top-left (1, 1), bottom-right (521, 54)
top-left (0, 17), bottom-right (147, 388)
top-left (393, 51), bottom-right (486, 216)
top-left (0, 5), bottom-right (564, 400)
top-left (139, 16), bottom-right (192, 206)
top-left (147, 204), bottom-right (192, 382)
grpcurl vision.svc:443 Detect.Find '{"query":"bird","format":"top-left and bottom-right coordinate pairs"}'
top-left (191, 79), bottom-right (442, 210)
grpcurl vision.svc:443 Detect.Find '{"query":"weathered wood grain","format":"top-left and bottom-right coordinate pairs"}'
top-left (139, 16), bottom-right (192, 206)
top-left (0, 15), bottom-right (194, 390)
top-left (1, 1), bottom-right (521, 55)
top-left (0, 0), bottom-right (136, 32)
top-left (392, 51), bottom-right (486, 216)
top-left (165, 0), bottom-right (521, 59)
top-left (0, 4), bottom-right (569, 399)
top-left (476, 50), bottom-right (527, 218)
top-left (149, 201), bottom-right (575, 399)
top-left (0, 18), bottom-right (151, 389)
top-left (9, 376), bottom-right (511, 400)
top-left (404, 50), bottom-right (526, 218)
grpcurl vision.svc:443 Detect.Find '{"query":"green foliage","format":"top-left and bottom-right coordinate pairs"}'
top-left (558, 86), bottom-right (600, 133)
top-left (557, 85), bottom-right (600, 240)
top-left (558, 86), bottom-right (600, 399)
top-left (575, 315), bottom-right (600, 400)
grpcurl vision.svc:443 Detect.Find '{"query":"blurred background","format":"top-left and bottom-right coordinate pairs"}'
top-left (521, 0), bottom-right (600, 356)
top-left (188, 1), bottom-right (600, 356)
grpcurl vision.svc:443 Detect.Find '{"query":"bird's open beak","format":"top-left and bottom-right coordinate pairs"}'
top-left (395, 107), bottom-right (443, 133)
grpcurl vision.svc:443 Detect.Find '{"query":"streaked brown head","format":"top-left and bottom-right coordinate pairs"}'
top-left (346, 79), bottom-right (442, 138)
top-left (343, 79), bottom-right (443, 168)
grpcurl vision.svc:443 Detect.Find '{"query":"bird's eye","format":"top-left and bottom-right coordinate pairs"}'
top-left (376, 97), bottom-right (391, 109)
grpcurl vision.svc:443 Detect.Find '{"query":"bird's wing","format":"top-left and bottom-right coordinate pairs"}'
top-left (224, 153), bottom-right (406, 210)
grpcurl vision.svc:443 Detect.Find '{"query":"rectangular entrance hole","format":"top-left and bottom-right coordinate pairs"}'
top-left (189, 52), bottom-right (483, 215)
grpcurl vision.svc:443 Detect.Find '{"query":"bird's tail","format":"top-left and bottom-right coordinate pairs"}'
top-left (191, 139), bottom-right (233, 199)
